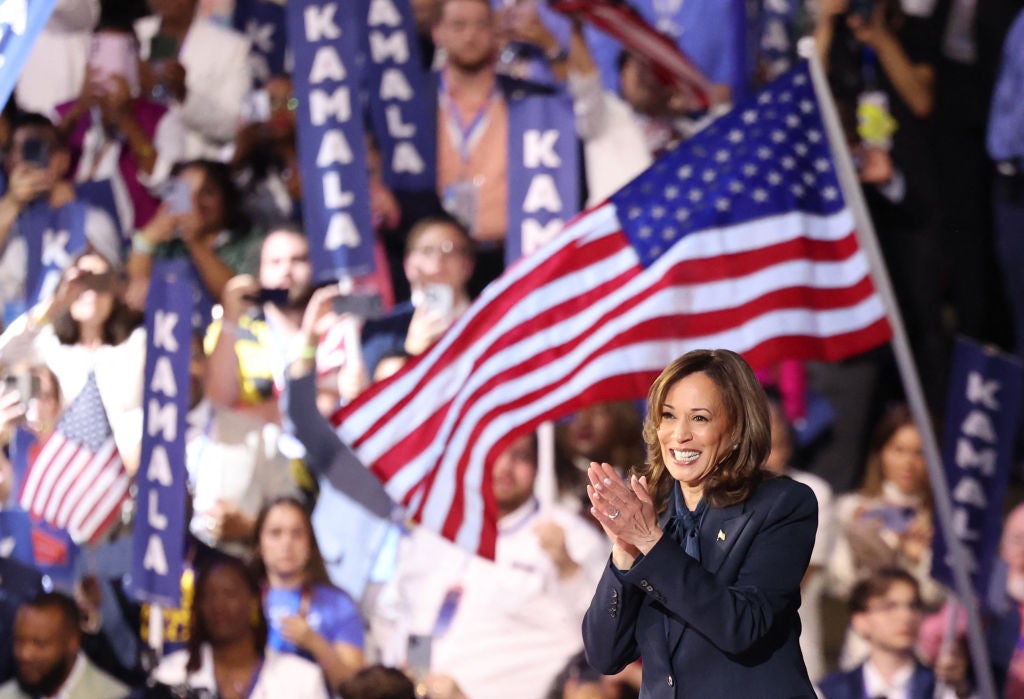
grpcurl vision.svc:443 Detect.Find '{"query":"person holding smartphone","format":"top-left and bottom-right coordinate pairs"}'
top-left (0, 113), bottom-right (122, 323)
top-left (135, 0), bottom-right (251, 159)
top-left (55, 18), bottom-right (187, 233)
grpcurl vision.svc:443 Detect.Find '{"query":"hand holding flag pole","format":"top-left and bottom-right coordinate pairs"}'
top-left (798, 37), bottom-right (997, 699)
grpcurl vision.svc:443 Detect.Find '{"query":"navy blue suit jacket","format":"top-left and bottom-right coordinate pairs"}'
top-left (818, 661), bottom-right (937, 699)
top-left (582, 476), bottom-right (818, 698)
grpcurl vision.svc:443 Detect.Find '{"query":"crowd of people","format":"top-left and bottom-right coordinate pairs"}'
top-left (0, 0), bottom-right (1022, 696)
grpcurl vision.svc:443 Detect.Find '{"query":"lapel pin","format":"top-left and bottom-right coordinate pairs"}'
top-left (717, 529), bottom-right (726, 542)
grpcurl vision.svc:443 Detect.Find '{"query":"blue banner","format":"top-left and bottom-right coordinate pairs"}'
top-left (0, 0), bottom-right (57, 110)
top-left (358, 0), bottom-right (436, 191)
top-left (287, 0), bottom-right (376, 280)
top-left (129, 259), bottom-right (192, 606)
top-left (932, 337), bottom-right (1024, 599)
top-left (75, 180), bottom-right (124, 243)
top-left (505, 88), bottom-right (579, 264)
top-left (21, 199), bottom-right (88, 307)
top-left (233, 0), bottom-right (288, 87)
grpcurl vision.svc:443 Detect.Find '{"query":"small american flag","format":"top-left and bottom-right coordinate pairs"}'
top-left (335, 63), bottom-right (892, 558)
top-left (19, 372), bottom-right (131, 544)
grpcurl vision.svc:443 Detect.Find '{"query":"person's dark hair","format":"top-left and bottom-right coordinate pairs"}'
top-left (858, 403), bottom-right (932, 508)
top-left (10, 111), bottom-right (60, 145)
top-left (186, 556), bottom-right (268, 673)
top-left (404, 215), bottom-right (475, 259)
top-left (172, 159), bottom-right (250, 233)
top-left (52, 253), bottom-right (142, 346)
top-left (20, 591), bottom-right (82, 636)
top-left (94, 11), bottom-right (141, 36)
top-left (638, 349), bottom-right (770, 513)
top-left (252, 496), bottom-right (332, 588)
top-left (338, 665), bottom-right (417, 699)
top-left (848, 566), bottom-right (921, 614)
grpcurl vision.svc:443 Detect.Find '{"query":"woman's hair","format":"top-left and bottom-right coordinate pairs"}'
top-left (172, 159), bottom-right (249, 233)
top-left (186, 554), bottom-right (268, 673)
top-left (51, 253), bottom-right (142, 346)
top-left (858, 403), bottom-right (932, 506)
top-left (338, 665), bottom-right (417, 699)
top-left (252, 496), bottom-right (332, 588)
top-left (638, 349), bottom-right (771, 512)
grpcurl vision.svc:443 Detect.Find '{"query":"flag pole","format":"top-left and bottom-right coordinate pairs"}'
top-left (798, 38), bottom-right (997, 699)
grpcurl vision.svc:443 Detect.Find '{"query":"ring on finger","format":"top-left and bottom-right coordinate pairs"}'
top-left (608, 510), bottom-right (621, 520)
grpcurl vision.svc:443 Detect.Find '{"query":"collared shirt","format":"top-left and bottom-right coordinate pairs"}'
top-left (987, 9), bottom-right (1024, 164)
top-left (863, 658), bottom-right (915, 699)
top-left (46, 653), bottom-right (87, 699)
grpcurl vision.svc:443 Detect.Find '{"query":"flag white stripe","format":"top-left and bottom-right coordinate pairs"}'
top-left (25, 439), bottom-right (78, 516)
top-left (54, 439), bottom-right (118, 527)
top-left (18, 434), bottom-right (66, 510)
top-left (73, 469), bottom-right (129, 543)
top-left (67, 451), bottom-right (125, 542)
top-left (44, 446), bottom-right (98, 523)
top-left (355, 205), bottom-right (860, 464)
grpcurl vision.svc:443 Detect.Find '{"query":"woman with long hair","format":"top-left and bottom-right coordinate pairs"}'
top-left (0, 252), bottom-right (145, 478)
top-left (253, 497), bottom-right (365, 691)
top-left (582, 349), bottom-right (819, 697)
top-left (150, 555), bottom-right (328, 698)
top-left (826, 403), bottom-right (944, 667)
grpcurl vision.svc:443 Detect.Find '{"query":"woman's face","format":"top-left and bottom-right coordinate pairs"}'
top-left (199, 564), bottom-right (257, 645)
top-left (180, 166), bottom-right (225, 233)
top-left (68, 255), bottom-right (115, 328)
top-left (259, 504), bottom-right (311, 582)
top-left (566, 404), bottom-right (617, 461)
top-left (656, 372), bottom-right (733, 491)
top-left (880, 424), bottom-right (926, 495)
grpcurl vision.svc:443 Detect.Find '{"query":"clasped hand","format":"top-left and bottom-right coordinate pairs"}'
top-left (587, 462), bottom-right (663, 569)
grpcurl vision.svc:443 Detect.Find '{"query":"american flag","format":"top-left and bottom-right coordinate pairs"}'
top-left (335, 62), bottom-right (892, 558)
top-left (19, 372), bottom-right (131, 544)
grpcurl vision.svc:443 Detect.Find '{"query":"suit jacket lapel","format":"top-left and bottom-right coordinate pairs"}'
top-left (664, 500), bottom-right (751, 657)
top-left (700, 501), bottom-right (751, 576)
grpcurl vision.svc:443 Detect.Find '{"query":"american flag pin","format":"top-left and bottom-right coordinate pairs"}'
top-left (717, 530), bottom-right (726, 542)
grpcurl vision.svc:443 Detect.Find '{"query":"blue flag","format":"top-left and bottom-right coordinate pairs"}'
top-left (932, 337), bottom-right (1024, 600)
top-left (233, 0), bottom-right (288, 87)
top-left (287, 0), bottom-right (376, 280)
top-left (130, 259), bottom-right (192, 606)
top-left (0, 0), bottom-right (57, 110)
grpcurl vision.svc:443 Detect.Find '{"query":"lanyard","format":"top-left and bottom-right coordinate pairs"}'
top-left (439, 71), bottom-right (499, 164)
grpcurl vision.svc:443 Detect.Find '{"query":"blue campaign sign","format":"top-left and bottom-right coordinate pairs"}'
top-left (129, 259), bottom-right (193, 606)
top-left (0, 0), bottom-right (57, 110)
top-left (932, 337), bottom-right (1024, 600)
top-left (505, 86), bottom-right (579, 264)
top-left (287, 0), bottom-right (376, 280)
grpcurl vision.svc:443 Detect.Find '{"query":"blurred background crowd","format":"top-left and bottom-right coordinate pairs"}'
top-left (0, 0), bottom-right (1022, 696)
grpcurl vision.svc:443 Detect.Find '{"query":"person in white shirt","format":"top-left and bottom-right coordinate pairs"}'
top-left (136, 0), bottom-right (252, 159)
top-left (0, 591), bottom-right (128, 699)
top-left (370, 430), bottom-right (610, 699)
top-left (817, 568), bottom-right (973, 699)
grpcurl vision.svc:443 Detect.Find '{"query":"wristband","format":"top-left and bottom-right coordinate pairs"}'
top-left (297, 344), bottom-right (318, 361)
top-left (131, 233), bottom-right (154, 255)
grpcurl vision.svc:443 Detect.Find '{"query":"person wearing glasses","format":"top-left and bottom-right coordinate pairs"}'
top-left (817, 567), bottom-right (972, 699)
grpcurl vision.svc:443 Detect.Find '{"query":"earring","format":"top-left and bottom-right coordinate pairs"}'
top-left (732, 443), bottom-right (739, 450)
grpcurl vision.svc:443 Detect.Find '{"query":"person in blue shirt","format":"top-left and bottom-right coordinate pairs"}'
top-left (252, 496), bottom-right (365, 692)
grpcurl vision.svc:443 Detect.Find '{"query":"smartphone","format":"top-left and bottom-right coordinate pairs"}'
top-left (406, 634), bottom-right (432, 684)
top-left (421, 283), bottom-right (454, 319)
top-left (20, 136), bottom-right (50, 167)
top-left (332, 292), bottom-right (383, 319)
top-left (2, 373), bottom-right (37, 414)
top-left (862, 505), bottom-right (916, 533)
top-left (89, 33), bottom-right (140, 94)
top-left (163, 177), bottom-right (192, 215)
top-left (850, 0), bottom-right (875, 19)
top-left (149, 34), bottom-right (179, 62)
top-left (251, 287), bottom-right (290, 306)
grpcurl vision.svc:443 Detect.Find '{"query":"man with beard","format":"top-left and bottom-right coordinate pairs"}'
top-left (0, 592), bottom-right (127, 699)
top-left (434, 0), bottom-right (509, 293)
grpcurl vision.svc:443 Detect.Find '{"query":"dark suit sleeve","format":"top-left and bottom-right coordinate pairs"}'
top-left (582, 558), bottom-right (647, 673)
top-left (622, 480), bottom-right (817, 655)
